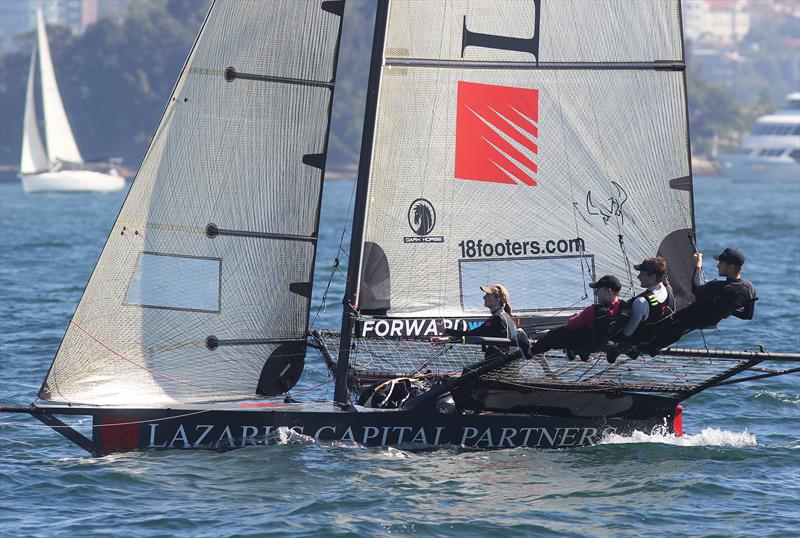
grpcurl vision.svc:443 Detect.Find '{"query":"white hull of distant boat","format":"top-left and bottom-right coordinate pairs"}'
top-left (719, 154), bottom-right (800, 181)
top-left (20, 170), bottom-right (125, 194)
top-left (720, 92), bottom-right (800, 181)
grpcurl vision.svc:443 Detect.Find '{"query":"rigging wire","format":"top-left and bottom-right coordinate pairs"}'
top-left (555, 66), bottom-right (591, 300)
top-left (617, 232), bottom-right (636, 296)
top-left (688, 233), bottom-right (710, 350)
top-left (577, 37), bottom-right (638, 301)
top-left (311, 178), bottom-right (358, 328)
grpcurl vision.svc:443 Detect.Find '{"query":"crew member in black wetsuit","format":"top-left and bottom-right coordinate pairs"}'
top-left (645, 247), bottom-right (757, 352)
top-left (529, 275), bottom-right (624, 361)
top-left (445, 284), bottom-right (516, 341)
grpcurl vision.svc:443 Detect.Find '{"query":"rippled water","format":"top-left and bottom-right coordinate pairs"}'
top-left (1, 178), bottom-right (798, 536)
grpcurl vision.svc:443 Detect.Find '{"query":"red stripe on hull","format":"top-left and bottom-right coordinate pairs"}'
top-left (97, 416), bottom-right (140, 455)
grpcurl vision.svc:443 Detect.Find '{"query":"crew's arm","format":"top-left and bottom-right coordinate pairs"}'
top-left (691, 266), bottom-right (705, 296)
top-left (565, 305), bottom-right (595, 330)
top-left (446, 317), bottom-right (500, 338)
top-left (620, 297), bottom-right (648, 337)
top-left (691, 252), bottom-right (705, 296)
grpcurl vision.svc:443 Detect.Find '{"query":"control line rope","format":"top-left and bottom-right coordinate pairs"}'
top-left (289, 378), bottom-right (334, 394)
top-left (70, 320), bottom-right (193, 385)
top-left (0, 409), bottom-right (211, 429)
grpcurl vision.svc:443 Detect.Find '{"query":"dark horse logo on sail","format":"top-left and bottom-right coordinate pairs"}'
top-left (405, 199), bottom-right (444, 243)
top-left (408, 198), bottom-right (436, 236)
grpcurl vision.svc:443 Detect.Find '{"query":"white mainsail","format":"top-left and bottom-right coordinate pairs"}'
top-left (39, 0), bottom-right (343, 405)
top-left (355, 0), bottom-right (695, 319)
top-left (36, 8), bottom-right (83, 165)
top-left (20, 42), bottom-right (48, 174)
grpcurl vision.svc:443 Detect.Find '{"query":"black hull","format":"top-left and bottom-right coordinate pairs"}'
top-left (27, 393), bottom-right (681, 456)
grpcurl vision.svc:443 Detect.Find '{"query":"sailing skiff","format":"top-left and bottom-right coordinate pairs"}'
top-left (2, 0), bottom-right (798, 455)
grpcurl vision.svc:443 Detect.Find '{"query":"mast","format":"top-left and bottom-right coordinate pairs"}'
top-left (677, 0), bottom-right (697, 237)
top-left (334, 0), bottom-right (390, 405)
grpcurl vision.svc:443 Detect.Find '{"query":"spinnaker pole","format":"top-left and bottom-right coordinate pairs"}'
top-left (662, 347), bottom-right (800, 361)
top-left (334, 0), bottom-right (390, 405)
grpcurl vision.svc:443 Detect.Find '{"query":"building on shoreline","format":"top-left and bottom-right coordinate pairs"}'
top-left (1, 0), bottom-right (130, 52)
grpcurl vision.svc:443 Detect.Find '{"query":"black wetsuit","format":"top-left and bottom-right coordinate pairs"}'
top-left (446, 311), bottom-right (516, 340)
top-left (647, 268), bottom-right (756, 350)
top-left (446, 310), bottom-right (518, 362)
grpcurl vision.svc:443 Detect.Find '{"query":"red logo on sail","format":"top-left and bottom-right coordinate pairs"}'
top-left (455, 81), bottom-right (539, 186)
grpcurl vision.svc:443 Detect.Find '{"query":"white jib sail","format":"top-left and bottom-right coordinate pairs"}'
top-left (20, 42), bottom-right (48, 174)
top-left (39, 0), bottom-right (342, 406)
top-left (36, 8), bottom-right (83, 165)
top-left (356, 0), bottom-right (695, 320)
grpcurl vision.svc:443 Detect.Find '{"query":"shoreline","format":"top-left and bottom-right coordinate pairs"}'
top-left (0, 161), bottom-right (724, 183)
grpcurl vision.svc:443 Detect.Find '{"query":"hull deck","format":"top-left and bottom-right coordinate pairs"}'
top-left (26, 398), bottom-right (680, 455)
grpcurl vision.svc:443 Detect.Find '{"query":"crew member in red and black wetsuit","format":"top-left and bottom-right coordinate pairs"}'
top-left (529, 275), bottom-right (624, 361)
top-left (644, 247), bottom-right (757, 352)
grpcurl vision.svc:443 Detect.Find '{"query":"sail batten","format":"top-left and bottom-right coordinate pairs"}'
top-left (385, 60), bottom-right (686, 70)
top-left (224, 69), bottom-right (335, 88)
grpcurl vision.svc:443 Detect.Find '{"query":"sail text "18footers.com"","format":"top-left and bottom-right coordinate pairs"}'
top-left (458, 237), bottom-right (585, 258)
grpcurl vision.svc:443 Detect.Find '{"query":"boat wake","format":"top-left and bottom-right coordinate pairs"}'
top-left (754, 390), bottom-right (800, 405)
top-left (268, 426), bottom-right (316, 445)
top-left (599, 427), bottom-right (757, 448)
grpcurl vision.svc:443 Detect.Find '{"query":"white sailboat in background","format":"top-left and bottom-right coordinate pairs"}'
top-left (19, 9), bottom-right (124, 194)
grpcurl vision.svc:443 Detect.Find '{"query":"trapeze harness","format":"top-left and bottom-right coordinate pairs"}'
top-left (583, 302), bottom-right (625, 352)
top-left (626, 285), bottom-right (676, 344)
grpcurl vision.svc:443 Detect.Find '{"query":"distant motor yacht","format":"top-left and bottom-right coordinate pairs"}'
top-left (719, 92), bottom-right (800, 181)
top-left (19, 9), bottom-right (124, 194)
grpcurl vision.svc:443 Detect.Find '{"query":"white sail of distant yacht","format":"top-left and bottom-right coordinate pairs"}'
top-left (20, 40), bottom-right (48, 175)
top-left (19, 9), bottom-right (124, 193)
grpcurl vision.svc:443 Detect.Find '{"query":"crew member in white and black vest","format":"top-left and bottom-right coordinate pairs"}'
top-left (643, 247), bottom-right (757, 353)
top-left (529, 275), bottom-right (624, 361)
top-left (607, 257), bottom-right (675, 362)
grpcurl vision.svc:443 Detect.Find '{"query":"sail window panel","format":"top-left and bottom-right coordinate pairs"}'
top-left (460, 256), bottom-right (594, 312)
top-left (385, 0), bottom-right (681, 63)
top-left (359, 66), bottom-right (691, 317)
top-left (124, 253), bottom-right (221, 313)
top-left (205, 0), bottom-right (340, 83)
